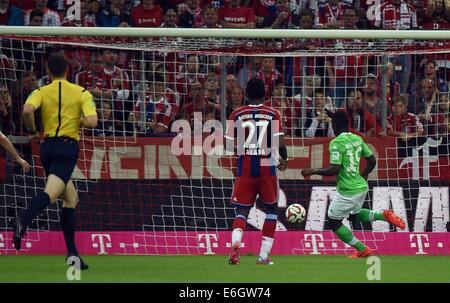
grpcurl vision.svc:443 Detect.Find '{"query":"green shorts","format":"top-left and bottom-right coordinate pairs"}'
top-left (327, 190), bottom-right (368, 220)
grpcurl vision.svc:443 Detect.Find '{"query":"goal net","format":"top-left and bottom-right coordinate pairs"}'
top-left (0, 28), bottom-right (449, 256)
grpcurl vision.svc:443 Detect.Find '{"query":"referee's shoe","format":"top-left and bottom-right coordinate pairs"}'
top-left (12, 219), bottom-right (26, 251)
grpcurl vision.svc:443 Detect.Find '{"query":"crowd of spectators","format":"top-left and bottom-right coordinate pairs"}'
top-left (0, 0), bottom-right (449, 140)
top-left (1, 0), bottom-right (449, 29)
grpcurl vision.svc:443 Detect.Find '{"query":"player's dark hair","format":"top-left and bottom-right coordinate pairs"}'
top-left (246, 78), bottom-right (265, 103)
top-left (47, 51), bottom-right (68, 78)
top-left (29, 9), bottom-right (44, 23)
top-left (314, 87), bottom-right (326, 96)
top-left (332, 110), bottom-right (349, 132)
top-left (343, 6), bottom-right (357, 15)
top-left (164, 5), bottom-right (178, 14)
top-left (299, 8), bottom-right (315, 19)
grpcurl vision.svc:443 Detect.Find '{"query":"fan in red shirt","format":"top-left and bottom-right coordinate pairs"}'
top-left (262, 0), bottom-right (292, 28)
top-left (374, 0), bottom-right (418, 29)
top-left (78, 50), bottom-right (130, 132)
top-left (225, 78), bottom-right (288, 266)
top-left (219, 0), bottom-right (256, 28)
top-left (131, 74), bottom-right (173, 135)
top-left (99, 50), bottom-right (130, 93)
top-left (318, 0), bottom-right (349, 28)
top-left (0, 0), bottom-right (10, 25)
top-left (180, 82), bottom-right (217, 124)
top-left (176, 54), bottom-right (205, 103)
top-left (264, 79), bottom-right (301, 137)
top-left (178, 0), bottom-right (203, 27)
top-left (131, 0), bottom-right (163, 27)
top-left (255, 57), bottom-right (283, 101)
top-left (346, 88), bottom-right (383, 136)
top-left (200, 4), bottom-right (221, 27)
top-left (421, 0), bottom-right (450, 29)
top-left (75, 52), bottom-right (105, 91)
top-left (387, 95), bottom-right (424, 138)
top-left (252, 0), bottom-right (276, 26)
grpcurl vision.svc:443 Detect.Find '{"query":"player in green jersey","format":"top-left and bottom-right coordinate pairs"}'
top-left (302, 111), bottom-right (406, 258)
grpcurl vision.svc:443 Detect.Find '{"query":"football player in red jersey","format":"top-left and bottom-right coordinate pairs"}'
top-left (387, 95), bottom-right (424, 140)
top-left (225, 78), bottom-right (288, 265)
top-left (219, 0), bottom-right (256, 28)
top-left (131, 0), bottom-right (164, 27)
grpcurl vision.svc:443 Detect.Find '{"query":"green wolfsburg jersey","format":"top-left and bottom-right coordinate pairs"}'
top-left (329, 132), bottom-right (373, 195)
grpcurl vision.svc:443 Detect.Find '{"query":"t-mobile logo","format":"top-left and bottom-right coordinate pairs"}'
top-left (409, 234), bottom-right (429, 255)
top-left (197, 234), bottom-right (218, 255)
top-left (303, 234), bottom-right (325, 255)
top-left (91, 234), bottom-right (112, 255)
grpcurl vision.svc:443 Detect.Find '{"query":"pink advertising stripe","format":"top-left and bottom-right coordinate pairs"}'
top-left (0, 231), bottom-right (449, 256)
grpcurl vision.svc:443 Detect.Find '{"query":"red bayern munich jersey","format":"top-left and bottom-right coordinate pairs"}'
top-left (131, 3), bottom-right (163, 27)
top-left (225, 104), bottom-right (284, 178)
top-left (219, 6), bottom-right (256, 26)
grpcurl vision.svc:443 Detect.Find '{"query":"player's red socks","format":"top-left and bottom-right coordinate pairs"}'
top-left (231, 216), bottom-right (247, 246)
top-left (262, 214), bottom-right (277, 238)
top-left (232, 215), bottom-right (247, 230)
top-left (260, 215), bottom-right (277, 260)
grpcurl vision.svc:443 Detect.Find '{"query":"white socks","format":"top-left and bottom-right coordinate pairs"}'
top-left (231, 228), bottom-right (243, 246)
top-left (259, 236), bottom-right (274, 259)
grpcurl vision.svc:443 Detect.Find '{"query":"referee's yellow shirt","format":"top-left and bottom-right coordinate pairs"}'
top-left (25, 79), bottom-right (97, 141)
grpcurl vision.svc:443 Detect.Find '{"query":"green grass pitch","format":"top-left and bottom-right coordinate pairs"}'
top-left (0, 255), bottom-right (449, 283)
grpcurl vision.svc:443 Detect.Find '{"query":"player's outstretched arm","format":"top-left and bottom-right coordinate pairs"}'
top-left (0, 132), bottom-right (31, 174)
top-left (301, 164), bottom-right (341, 177)
top-left (361, 154), bottom-right (376, 181)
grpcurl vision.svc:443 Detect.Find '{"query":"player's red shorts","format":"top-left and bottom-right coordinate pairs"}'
top-left (231, 176), bottom-right (279, 206)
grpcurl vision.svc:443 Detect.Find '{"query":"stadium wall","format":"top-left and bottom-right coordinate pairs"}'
top-left (1, 231), bottom-right (449, 256)
top-left (23, 136), bottom-right (450, 181)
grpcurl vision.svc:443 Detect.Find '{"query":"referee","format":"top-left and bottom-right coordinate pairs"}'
top-left (13, 51), bottom-right (98, 270)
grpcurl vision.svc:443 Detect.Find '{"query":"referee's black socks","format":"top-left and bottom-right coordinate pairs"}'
top-left (60, 207), bottom-right (79, 256)
top-left (21, 192), bottom-right (51, 227)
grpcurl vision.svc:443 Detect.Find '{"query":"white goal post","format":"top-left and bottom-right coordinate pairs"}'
top-left (1, 26), bottom-right (450, 40)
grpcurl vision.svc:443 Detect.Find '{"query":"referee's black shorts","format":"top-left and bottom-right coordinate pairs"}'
top-left (40, 137), bottom-right (79, 184)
